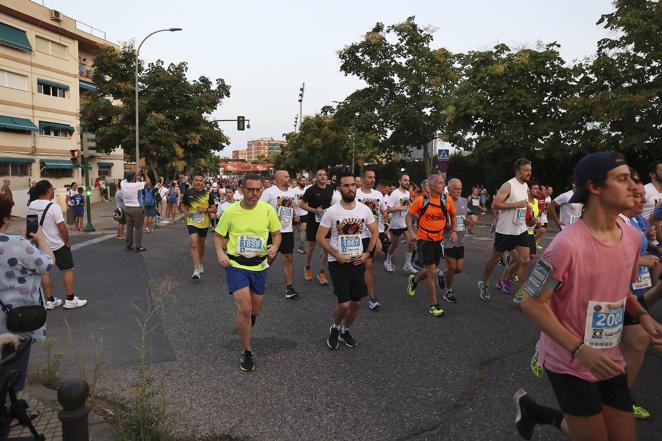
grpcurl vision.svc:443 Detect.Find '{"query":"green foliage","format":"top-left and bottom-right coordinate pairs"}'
top-left (32, 337), bottom-right (64, 389)
top-left (80, 43), bottom-right (230, 177)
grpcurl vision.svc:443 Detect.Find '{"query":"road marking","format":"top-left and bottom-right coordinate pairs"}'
top-left (71, 234), bottom-right (116, 251)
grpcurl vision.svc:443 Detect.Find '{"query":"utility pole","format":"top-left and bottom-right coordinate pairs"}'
top-left (81, 134), bottom-right (95, 232)
top-left (297, 82), bottom-right (305, 131)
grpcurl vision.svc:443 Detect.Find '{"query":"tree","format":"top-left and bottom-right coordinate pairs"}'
top-left (80, 43), bottom-right (230, 177)
top-left (337, 17), bottom-right (458, 176)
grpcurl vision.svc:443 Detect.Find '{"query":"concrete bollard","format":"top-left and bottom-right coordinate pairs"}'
top-left (57, 379), bottom-right (90, 441)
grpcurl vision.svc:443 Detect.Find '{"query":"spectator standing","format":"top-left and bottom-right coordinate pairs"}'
top-left (166, 182), bottom-right (179, 221)
top-left (0, 178), bottom-right (13, 205)
top-left (121, 172), bottom-right (150, 252)
top-left (27, 180), bottom-right (87, 309)
top-left (72, 187), bottom-right (85, 231)
top-left (115, 181), bottom-right (126, 240)
top-left (140, 182), bottom-right (158, 233)
top-left (157, 177), bottom-right (169, 224)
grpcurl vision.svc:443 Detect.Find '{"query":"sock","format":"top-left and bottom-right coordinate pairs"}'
top-left (251, 315), bottom-right (257, 327)
top-left (286, 284), bottom-right (293, 290)
top-left (341, 325), bottom-right (348, 333)
top-left (405, 252), bottom-right (413, 264)
top-left (332, 323), bottom-right (341, 330)
top-left (66, 294), bottom-right (74, 301)
top-left (48, 296), bottom-right (55, 302)
top-left (533, 403), bottom-right (563, 429)
top-left (386, 253), bottom-right (392, 263)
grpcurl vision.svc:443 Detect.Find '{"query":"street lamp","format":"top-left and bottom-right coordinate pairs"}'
top-left (297, 82), bottom-right (304, 131)
top-left (135, 27), bottom-right (182, 170)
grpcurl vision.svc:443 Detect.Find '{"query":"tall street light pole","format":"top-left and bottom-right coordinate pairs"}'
top-left (297, 82), bottom-right (304, 131)
top-left (135, 27), bottom-right (182, 171)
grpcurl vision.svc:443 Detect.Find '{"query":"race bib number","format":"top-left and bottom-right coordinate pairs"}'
top-left (583, 299), bottom-right (625, 348)
top-left (278, 206), bottom-right (293, 222)
top-left (237, 236), bottom-right (263, 258)
top-left (472, 199), bottom-right (480, 207)
top-left (632, 266), bottom-right (652, 290)
top-left (315, 210), bottom-right (325, 223)
top-left (338, 234), bottom-right (362, 258)
top-left (455, 215), bottom-right (465, 232)
top-left (514, 208), bottom-right (527, 223)
top-left (190, 212), bottom-right (204, 224)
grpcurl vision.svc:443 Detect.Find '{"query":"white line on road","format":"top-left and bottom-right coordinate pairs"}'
top-left (71, 234), bottom-right (116, 251)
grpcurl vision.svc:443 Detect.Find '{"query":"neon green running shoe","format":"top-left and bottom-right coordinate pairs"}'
top-left (633, 404), bottom-right (651, 420)
top-left (530, 350), bottom-right (543, 379)
top-left (429, 303), bottom-right (444, 317)
top-left (513, 290), bottom-right (523, 304)
top-left (511, 274), bottom-right (520, 284)
top-left (407, 274), bottom-right (417, 297)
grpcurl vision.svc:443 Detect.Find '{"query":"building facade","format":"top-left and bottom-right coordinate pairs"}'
top-left (0, 0), bottom-right (123, 202)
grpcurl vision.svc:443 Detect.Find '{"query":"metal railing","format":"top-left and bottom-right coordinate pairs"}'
top-left (29, 1), bottom-right (108, 41)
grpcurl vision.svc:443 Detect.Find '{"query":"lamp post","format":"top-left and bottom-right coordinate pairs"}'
top-left (135, 28), bottom-right (182, 171)
top-left (297, 82), bottom-right (305, 131)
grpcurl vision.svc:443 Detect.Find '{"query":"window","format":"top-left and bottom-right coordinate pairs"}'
top-left (40, 127), bottom-right (69, 137)
top-left (41, 167), bottom-right (72, 179)
top-left (98, 168), bottom-right (111, 177)
top-left (35, 36), bottom-right (67, 58)
top-left (0, 69), bottom-right (27, 90)
top-left (0, 163), bottom-right (31, 177)
top-left (38, 83), bottom-right (66, 97)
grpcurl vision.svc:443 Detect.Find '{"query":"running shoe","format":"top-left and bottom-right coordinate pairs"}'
top-left (442, 289), bottom-right (457, 304)
top-left (511, 274), bottom-right (519, 284)
top-left (192, 269), bottom-right (201, 280)
top-left (63, 296), bottom-right (87, 309)
top-left (327, 325), bottom-right (340, 350)
top-left (478, 281), bottom-right (491, 302)
top-left (317, 272), bottom-right (329, 286)
top-left (428, 303), bottom-right (445, 317)
top-left (633, 404), bottom-right (651, 420)
top-left (410, 262), bottom-right (424, 272)
top-left (296, 246), bottom-right (306, 254)
top-left (501, 280), bottom-right (514, 295)
top-left (530, 350), bottom-right (543, 379)
top-left (240, 350), bottom-right (254, 372)
top-left (535, 242), bottom-right (543, 250)
top-left (368, 297), bottom-right (381, 310)
top-left (304, 266), bottom-right (313, 281)
top-left (46, 298), bottom-right (63, 310)
top-left (403, 263), bottom-right (418, 274)
top-left (384, 260), bottom-right (395, 273)
top-left (198, 264), bottom-right (205, 274)
top-left (513, 290), bottom-right (523, 304)
top-left (437, 271), bottom-right (446, 290)
top-left (339, 329), bottom-right (357, 347)
top-left (407, 274), bottom-right (417, 297)
top-left (496, 280), bottom-right (505, 291)
top-left (513, 388), bottom-right (536, 440)
top-left (285, 286), bottom-right (300, 299)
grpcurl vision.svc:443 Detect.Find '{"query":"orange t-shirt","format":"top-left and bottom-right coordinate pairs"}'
top-left (408, 194), bottom-right (456, 241)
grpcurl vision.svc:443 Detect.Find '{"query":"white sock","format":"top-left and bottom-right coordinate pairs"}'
top-left (341, 325), bottom-right (349, 333)
top-left (405, 252), bottom-right (413, 264)
top-left (332, 323), bottom-right (341, 330)
top-left (386, 253), bottom-right (392, 263)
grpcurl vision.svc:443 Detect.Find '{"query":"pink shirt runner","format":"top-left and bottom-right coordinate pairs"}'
top-left (538, 219), bottom-right (641, 382)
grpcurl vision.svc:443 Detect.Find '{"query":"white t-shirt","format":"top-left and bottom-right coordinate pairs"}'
top-left (643, 182), bottom-right (661, 219)
top-left (233, 191), bottom-right (244, 202)
top-left (356, 188), bottom-right (386, 235)
top-left (332, 190), bottom-right (342, 205)
top-left (387, 188), bottom-right (411, 230)
top-left (216, 201), bottom-right (231, 217)
top-left (554, 190), bottom-right (584, 229)
top-left (320, 202), bottom-right (375, 262)
top-left (158, 186), bottom-right (169, 200)
top-left (66, 189), bottom-right (77, 207)
top-left (292, 185), bottom-right (308, 216)
top-left (260, 185), bottom-right (297, 233)
top-left (496, 177), bottom-right (529, 236)
top-left (120, 180), bottom-right (146, 207)
top-left (27, 199), bottom-right (66, 250)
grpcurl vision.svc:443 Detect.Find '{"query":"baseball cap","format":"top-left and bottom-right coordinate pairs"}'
top-left (568, 152), bottom-right (627, 204)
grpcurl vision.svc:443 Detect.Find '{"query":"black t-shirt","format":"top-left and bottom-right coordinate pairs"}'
top-left (301, 184), bottom-right (334, 210)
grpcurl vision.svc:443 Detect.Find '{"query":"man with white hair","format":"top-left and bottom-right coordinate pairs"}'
top-left (443, 178), bottom-right (467, 303)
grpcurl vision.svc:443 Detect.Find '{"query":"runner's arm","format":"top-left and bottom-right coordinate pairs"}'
top-left (548, 200), bottom-right (563, 230)
top-left (491, 182), bottom-right (519, 210)
top-left (316, 225), bottom-right (348, 263)
top-left (267, 230), bottom-right (281, 260)
top-left (214, 232), bottom-right (231, 267)
top-left (299, 200), bottom-right (321, 214)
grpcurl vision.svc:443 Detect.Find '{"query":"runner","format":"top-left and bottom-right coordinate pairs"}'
top-left (293, 175), bottom-right (309, 254)
top-left (355, 169), bottom-right (386, 310)
top-left (260, 170), bottom-right (300, 299)
top-left (180, 173), bottom-right (216, 280)
top-left (643, 159), bottom-right (662, 219)
top-left (467, 186), bottom-right (482, 235)
top-left (384, 174), bottom-right (415, 273)
top-left (405, 174), bottom-right (456, 317)
top-left (216, 186), bottom-right (234, 218)
top-left (214, 173), bottom-right (281, 372)
top-left (300, 169), bottom-right (335, 285)
top-left (442, 178), bottom-right (466, 303)
top-left (548, 183), bottom-right (583, 231)
top-left (478, 158), bottom-right (532, 302)
top-left (534, 184), bottom-right (547, 249)
top-left (317, 172), bottom-right (378, 349)
top-left (233, 183), bottom-right (244, 202)
top-left (514, 152), bottom-right (662, 441)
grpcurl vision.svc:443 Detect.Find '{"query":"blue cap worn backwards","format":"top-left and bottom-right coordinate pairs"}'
top-left (568, 152), bottom-right (627, 204)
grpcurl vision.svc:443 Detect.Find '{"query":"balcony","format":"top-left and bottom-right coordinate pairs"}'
top-left (79, 63), bottom-right (95, 79)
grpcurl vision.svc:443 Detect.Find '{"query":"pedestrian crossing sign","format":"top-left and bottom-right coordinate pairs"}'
top-left (439, 149), bottom-right (450, 160)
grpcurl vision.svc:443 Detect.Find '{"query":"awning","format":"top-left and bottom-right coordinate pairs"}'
top-left (0, 115), bottom-right (38, 132)
top-left (40, 159), bottom-right (74, 170)
top-left (37, 78), bottom-right (70, 91)
top-left (39, 121), bottom-right (75, 133)
top-left (0, 22), bottom-right (32, 53)
top-left (0, 157), bottom-right (34, 164)
top-left (97, 162), bottom-right (113, 168)
top-left (79, 80), bottom-right (97, 92)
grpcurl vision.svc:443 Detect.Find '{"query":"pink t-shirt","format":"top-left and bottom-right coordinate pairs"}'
top-left (537, 219), bottom-right (641, 382)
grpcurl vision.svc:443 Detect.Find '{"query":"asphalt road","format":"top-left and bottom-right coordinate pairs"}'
top-left (31, 221), bottom-right (662, 441)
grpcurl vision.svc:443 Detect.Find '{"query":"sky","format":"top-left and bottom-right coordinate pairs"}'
top-left (43, 0), bottom-right (616, 156)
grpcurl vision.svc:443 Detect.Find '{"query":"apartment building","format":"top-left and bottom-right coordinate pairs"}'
top-left (235, 138), bottom-right (286, 162)
top-left (0, 0), bottom-right (123, 209)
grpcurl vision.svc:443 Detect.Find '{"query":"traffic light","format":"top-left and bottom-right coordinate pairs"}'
top-left (237, 116), bottom-right (245, 131)
top-left (85, 187), bottom-right (91, 197)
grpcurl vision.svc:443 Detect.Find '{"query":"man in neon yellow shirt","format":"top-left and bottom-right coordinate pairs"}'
top-left (215, 173), bottom-right (281, 372)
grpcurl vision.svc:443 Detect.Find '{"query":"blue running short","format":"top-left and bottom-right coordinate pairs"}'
top-left (225, 266), bottom-right (268, 295)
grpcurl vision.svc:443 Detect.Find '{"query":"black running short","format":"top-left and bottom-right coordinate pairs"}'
top-left (389, 227), bottom-right (407, 237)
top-left (279, 232), bottom-right (294, 255)
top-left (494, 231), bottom-right (529, 252)
top-left (417, 240), bottom-right (444, 267)
top-left (546, 370), bottom-right (632, 416)
top-left (528, 234), bottom-right (537, 256)
top-left (328, 261), bottom-right (367, 303)
top-left (298, 214), bottom-right (308, 224)
top-left (306, 218), bottom-right (320, 242)
top-left (445, 246), bottom-right (464, 260)
top-left (187, 225), bottom-right (209, 237)
top-left (53, 245), bottom-right (74, 271)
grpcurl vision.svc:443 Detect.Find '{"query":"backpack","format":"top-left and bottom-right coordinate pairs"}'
top-left (167, 190), bottom-right (178, 204)
top-left (417, 193), bottom-right (449, 238)
top-left (153, 189), bottom-right (162, 204)
top-left (141, 188), bottom-right (156, 207)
